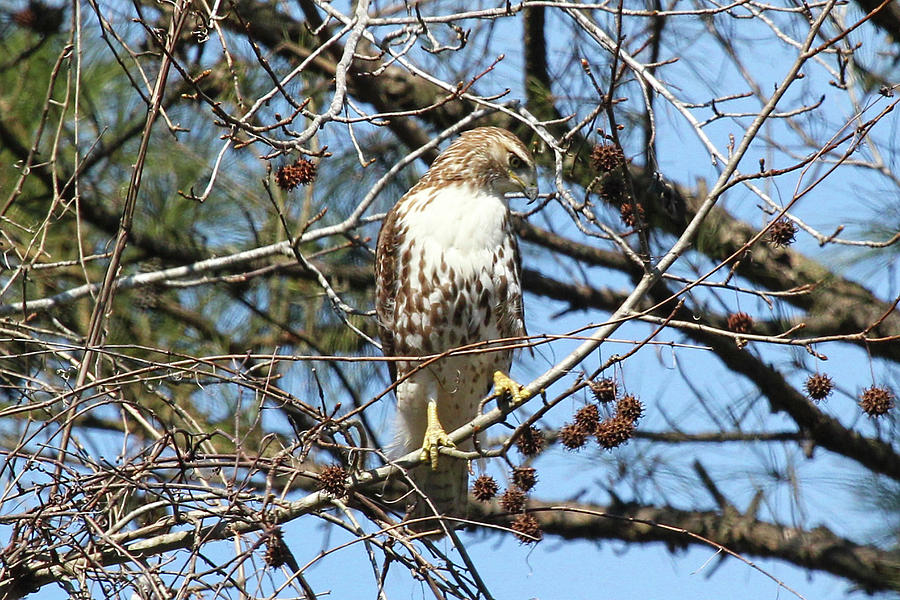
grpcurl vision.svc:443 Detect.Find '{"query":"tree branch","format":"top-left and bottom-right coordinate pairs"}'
top-left (471, 499), bottom-right (900, 594)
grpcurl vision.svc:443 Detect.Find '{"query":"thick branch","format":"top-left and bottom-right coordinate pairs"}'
top-left (471, 499), bottom-right (900, 594)
top-left (518, 213), bottom-right (900, 363)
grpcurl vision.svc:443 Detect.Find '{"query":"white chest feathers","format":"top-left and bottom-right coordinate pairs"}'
top-left (403, 184), bottom-right (509, 252)
top-left (399, 184), bottom-right (511, 280)
top-left (388, 183), bottom-right (523, 357)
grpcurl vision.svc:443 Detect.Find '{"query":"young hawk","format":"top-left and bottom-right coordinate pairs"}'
top-left (375, 127), bottom-right (537, 534)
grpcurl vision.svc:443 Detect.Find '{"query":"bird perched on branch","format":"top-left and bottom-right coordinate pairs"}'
top-left (375, 127), bottom-right (536, 536)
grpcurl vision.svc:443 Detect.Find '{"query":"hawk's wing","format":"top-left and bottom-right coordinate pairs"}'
top-left (374, 204), bottom-right (402, 383)
top-left (510, 229), bottom-right (527, 338)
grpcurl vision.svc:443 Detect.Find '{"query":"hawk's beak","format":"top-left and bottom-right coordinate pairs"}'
top-left (509, 171), bottom-right (538, 202)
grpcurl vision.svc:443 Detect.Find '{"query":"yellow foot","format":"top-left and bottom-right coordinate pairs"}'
top-left (421, 400), bottom-right (454, 469)
top-left (493, 371), bottom-right (530, 404)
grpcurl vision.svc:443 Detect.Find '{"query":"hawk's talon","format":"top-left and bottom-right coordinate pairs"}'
top-left (493, 371), bottom-right (530, 404)
top-left (421, 400), bottom-right (455, 469)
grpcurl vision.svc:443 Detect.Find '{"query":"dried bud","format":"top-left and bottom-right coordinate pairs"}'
top-left (859, 386), bottom-right (895, 417)
top-left (318, 465), bottom-right (348, 497)
top-left (588, 377), bottom-right (617, 403)
top-left (559, 423), bottom-right (588, 450)
top-left (768, 218), bottom-right (797, 247)
top-left (275, 158), bottom-right (317, 190)
top-left (264, 528), bottom-right (289, 568)
top-left (499, 487), bottom-right (527, 513)
top-left (511, 513), bottom-right (542, 544)
top-left (619, 202), bottom-right (645, 228)
top-left (804, 373), bottom-right (834, 401)
top-left (590, 143), bottom-right (625, 173)
top-left (595, 416), bottom-right (635, 449)
top-left (512, 467), bottom-right (537, 492)
top-left (727, 312), bottom-right (754, 334)
top-left (574, 403), bottom-right (600, 431)
top-left (472, 475), bottom-right (499, 502)
top-left (615, 395), bottom-right (644, 423)
top-left (515, 426), bottom-right (545, 457)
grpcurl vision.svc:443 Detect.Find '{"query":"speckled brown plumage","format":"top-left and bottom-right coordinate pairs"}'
top-left (375, 127), bottom-right (537, 534)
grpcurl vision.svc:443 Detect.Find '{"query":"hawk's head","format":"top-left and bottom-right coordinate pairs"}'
top-left (423, 127), bottom-right (538, 201)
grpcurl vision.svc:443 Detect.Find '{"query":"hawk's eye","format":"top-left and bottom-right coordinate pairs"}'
top-left (508, 154), bottom-right (523, 169)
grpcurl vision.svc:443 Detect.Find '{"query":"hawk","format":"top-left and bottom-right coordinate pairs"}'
top-left (375, 127), bottom-right (537, 534)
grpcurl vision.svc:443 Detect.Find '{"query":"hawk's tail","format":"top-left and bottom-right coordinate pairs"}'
top-left (406, 458), bottom-right (468, 537)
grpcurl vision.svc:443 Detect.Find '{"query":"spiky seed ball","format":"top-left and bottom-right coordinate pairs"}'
top-left (499, 487), bottom-right (527, 513)
top-left (134, 259), bottom-right (164, 312)
top-left (574, 403), bottom-right (600, 431)
top-left (859, 386), bottom-right (895, 417)
top-left (275, 158), bottom-right (317, 190)
top-left (472, 475), bottom-right (499, 502)
top-left (620, 202), bottom-right (645, 228)
top-left (616, 395), bottom-right (644, 423)
top-left (12, 6), bottom-right (38, 28)
top-left (768, 218), bottom-right (797, 247)
top-left (318, 465), bottom-right (348, 497)
top-left (515, 426), bottom-right (545, 456)
top-left (512, 467), bottom-right (537, 492)
top-left (511, 513), bottom-right (543, 544)
top-left (596, 416), bottom-right (635, 449)
top-left (264, 529), bottom-right (288, 568)
top-left (804, 373), bottom-right (834, 401)
top-left (600, 174), bottom-right (627, 204)
top-left (590, 143), bottom-right (625, 173)
top-left (134, 286), bottom-right (161, 312)
top-left (727, 312), bottom-right (754, 334)
top-left (559, 423), bottom-right (588, 450)
top-left (13, 1), bottom-right (65, 35)
top-left (588, 378), bottom-right (617, 403)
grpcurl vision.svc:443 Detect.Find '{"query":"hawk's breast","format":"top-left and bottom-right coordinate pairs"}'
top-left (390, 183), bottom-right (524, 358)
